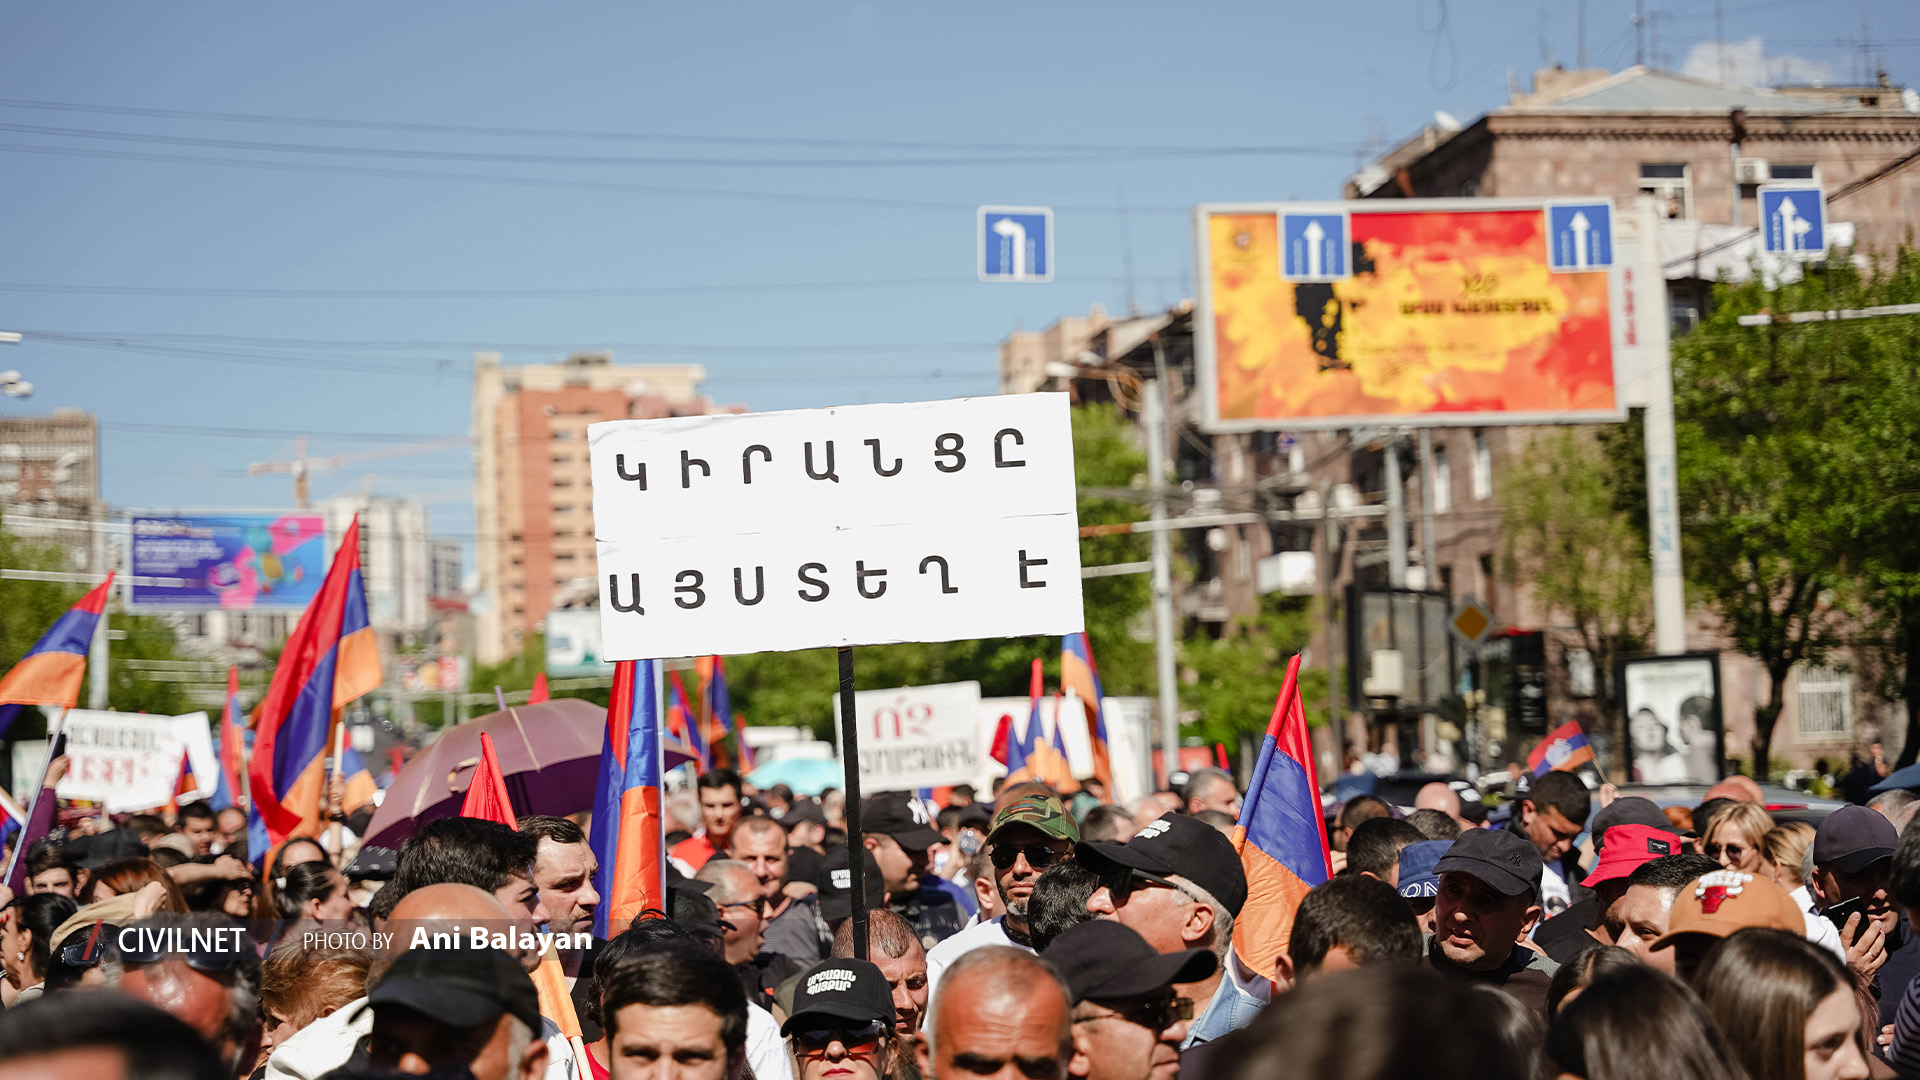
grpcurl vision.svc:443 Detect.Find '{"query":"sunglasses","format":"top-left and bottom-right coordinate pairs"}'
top-left (792, 1022), bottom-right (887, 1058)
top-left (1111, 869), bottom-right (1183, 905)
top-left (1075, 994), bottom-right (1194, 1031)
top-left (1705, 842), bottom-right (1748, 863)
top-left (988, 843), bottom-right (1068, 871)
top-left (58, 921), bottom-right (119, 968)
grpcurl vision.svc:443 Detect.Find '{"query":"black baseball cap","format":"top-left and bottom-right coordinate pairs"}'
top-left (780, 958), bottom-right (896, 1036)
top-left (364, 946), bottom-right (540, 1034)
top-left (1076, 812), bottom-right (1248, 917)
top-left (1432, 828), bottom-right (1543, 898)
top-left (817, 845), bottom-right (886, 922)
top-left (1590, 797), bottom-right (1683, 848)
top-left (1814, 805), bottom-right (1898, 875)
top-left (1041, 920), bottom-right (1216, 1004)
top-left (781, 800), bottom-right (827, 829)
top-left (860, 792), bottom-right (943, 850)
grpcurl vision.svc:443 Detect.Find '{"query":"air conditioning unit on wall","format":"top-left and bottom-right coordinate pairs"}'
top-left (1734, 158), bottom-right (1771, 185)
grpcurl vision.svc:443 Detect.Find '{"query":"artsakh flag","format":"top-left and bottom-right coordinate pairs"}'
top-left (1231, 654), bottom-right (1332, 977)
top-left (461, 732), bottom-right (517, 825)
top-left (0, 572), bottom-right (113, 740)
top-left (528, 672), bottom-right (550, 705)
top-left (249, 517), bottom-right (381, 845)
top-left (1528, 720), bottom-right (1596, 778)
top-left (1062, 633), bottom-right (1113, 790)
top-left (590, 659), bottom-right (666, 939)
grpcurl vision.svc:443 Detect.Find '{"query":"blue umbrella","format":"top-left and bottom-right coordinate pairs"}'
top-left (1869, 763), bottom-right (1920, 794)
top-left (747, 757), bottom-right (847, 796)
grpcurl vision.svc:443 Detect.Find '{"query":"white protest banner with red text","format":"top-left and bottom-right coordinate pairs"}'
top-left (57, 710), bottom-right (217, 812)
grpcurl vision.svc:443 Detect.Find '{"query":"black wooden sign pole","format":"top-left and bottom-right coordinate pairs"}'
top-left (837, 644), bottom-right (869, 961)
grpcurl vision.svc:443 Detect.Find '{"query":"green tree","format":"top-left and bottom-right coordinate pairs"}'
top-left (1656, 257), bottom-right (1888, 779)
top-left (1181, 594), bottom-right (1321, 750)
top-left (1503, 429), bottom-right (1651, 732)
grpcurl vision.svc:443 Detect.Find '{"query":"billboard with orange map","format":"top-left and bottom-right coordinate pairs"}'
top-left (1194, 199), bottom-right (1623, 431)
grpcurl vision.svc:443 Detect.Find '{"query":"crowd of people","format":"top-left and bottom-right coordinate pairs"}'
top-left (3, 758), bottom-right (1920, 1080)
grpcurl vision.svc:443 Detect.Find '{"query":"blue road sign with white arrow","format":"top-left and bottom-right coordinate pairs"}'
top-left (1280, 212), bottom-right (1348, 282)
top-left (978, 206), bottom-right (1053, 282)
top-left (1546, 201), bottom-right (1613, 272)
top-left (1759, 185), bottom-right (1826, 257)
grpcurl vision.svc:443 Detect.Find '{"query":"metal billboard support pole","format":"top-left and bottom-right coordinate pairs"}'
top-left (1384, 436), bottom-right (1408, 589)
top-left (1418, 429), bottom-right (1440, 584)
top-left (1147, 336), bottom-right (1180, 787)
top-left (1635, 197), bottom-right (1687, 655)
top-left (88, 513), bottom-right (111, 711)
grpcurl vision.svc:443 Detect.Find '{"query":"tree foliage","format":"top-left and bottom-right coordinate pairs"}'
top-left (1504, 429), bottom-right (1651, 729)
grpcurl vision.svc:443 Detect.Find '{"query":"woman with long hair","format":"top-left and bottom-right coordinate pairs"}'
top-left (273, 861), bottom-right (356, 923)
top-left (83, 856), bottom-right (188, 913)
top-left (1705, 802), bottom-right (1775, 874)
top-left (1694, 928), bottom-right (1871, 1080)
top-left (1546, 945), bottom-right (1640, 1022)
top-left (1547, 964), bottom-right (1746, 1080)
top-left (1, 894), bottom-right (79, 1004)
top-left (258, 836), bottom-right (329, 921)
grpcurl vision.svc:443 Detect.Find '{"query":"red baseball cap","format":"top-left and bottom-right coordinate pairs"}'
top-left (1582, 823), bottom-right (1684, 888)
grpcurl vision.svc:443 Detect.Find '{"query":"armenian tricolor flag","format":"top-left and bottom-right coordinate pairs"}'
top-left (1062, 633), bottom-right (1113, 791)
top-left (0, 573), bottom-right (113, 740)
top-left (667, 670), bottom-right (707, 772)
top-left (700, 656), bottom-right (752, 771)
top-left (0, 788), bottom-right (26, 859)
top-left (591, 659), bottom-right (666, 938)
top-left (207, 668), bottom-right (245, 812)
top-left (1528, 720), bottom-right (1596, 778)
top-left (1003, 660), bottom-right (1044, 782)
top-left (248, 518), bottom-right (381, 846)
top-left (1231, 654), bottom-right (1332, 977)
top-left (338, 744), bottom-right (378, 816)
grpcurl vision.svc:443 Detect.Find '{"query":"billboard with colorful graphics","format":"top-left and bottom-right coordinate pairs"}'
top-left (129, 514), bottom-right (329, 609)
top-left (1194, 198), bottom-right (1623, 431)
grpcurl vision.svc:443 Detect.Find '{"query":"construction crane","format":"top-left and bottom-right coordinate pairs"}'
top-left (249, 435), bottom-right (470, 507)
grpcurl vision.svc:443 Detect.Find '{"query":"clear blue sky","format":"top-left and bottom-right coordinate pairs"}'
top-left (0, 0), bottom-right (1912, 555)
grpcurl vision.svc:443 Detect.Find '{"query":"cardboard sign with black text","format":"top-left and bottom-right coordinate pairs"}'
top-left (589, 394), bottom-right (1085, 658)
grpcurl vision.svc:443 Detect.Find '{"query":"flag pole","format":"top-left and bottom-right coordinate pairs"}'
top-left (329, 722), bottom-right (346, 866)
top-left (837, 645), bottom-right (868, 962)
top-left (3, 708), bottom-right (68, 886)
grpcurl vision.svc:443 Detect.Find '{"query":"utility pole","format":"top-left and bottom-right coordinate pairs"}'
top-left (1578, 0), bottom-right (1588, 69)
top-left (1418, 429), bottom-right (1439, 584)
top-left (1320, 477), bottom-right (1344, 760)
top-left (1384, 435), bottom-right (1408, 589)
top-left (1634, 0), bottom-right (1646, 67)
top-left (1147, 336), bottom-right (1181, 785)
top-left (88, 514), bottom-right (110, 711)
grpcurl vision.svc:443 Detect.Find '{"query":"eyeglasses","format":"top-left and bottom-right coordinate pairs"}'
top-left (58, 921), bottom-right (119, 968)
top-left (1113, 869), bottom-right (1190, 906)
top-left (792, 1021), bottom-right (887, 1058)
top-left (718, 898), bottom-right (764, 919)
top-left (988, 843), bottom-right (1069, 871)
top-left (1074, 995), bottom-right (1194, 1031)
top-left (1705, 842), bottom-right (1748, 863)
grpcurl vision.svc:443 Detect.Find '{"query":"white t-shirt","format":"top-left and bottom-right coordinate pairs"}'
top-left (746, 1002), bottom-right (794, 1080)
top-left (925, 915), bottom-right (1023, 1003)
top-left (1793, 885), bottom-right (1849, 964)
top-left (264, 994), bottom-right (576, 1080)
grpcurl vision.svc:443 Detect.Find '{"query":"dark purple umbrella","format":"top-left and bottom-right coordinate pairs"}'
top-left (361, 698), bottom-right (694, 849)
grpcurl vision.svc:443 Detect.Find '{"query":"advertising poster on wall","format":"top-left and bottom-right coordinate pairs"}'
top-left (1622, 654), bottom-right (1723, 784)
top-left (129, 514), bottom-right (329, 609)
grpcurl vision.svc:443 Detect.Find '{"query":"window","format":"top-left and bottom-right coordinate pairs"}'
top-left (551, 429), bottom-right (574, 441)
top-left (1431, 448), bottom-right (1452, 513)
top-left (1471, 435), bottom-right (1492, 501)
top-left (1797, 667), bottom-right (1853, 739)
top-left (1640, 163), bottom-right (1692, 219)
top-left (1770, 163), bottom-right (1817, 180)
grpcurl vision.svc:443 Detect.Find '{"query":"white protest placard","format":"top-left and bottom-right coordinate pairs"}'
top-left (590, 394), bottom-right (1084, 658)
top-left (831, 681), bottom-right (983, 790)
top-left (57, 710), bottom-right (217, 812)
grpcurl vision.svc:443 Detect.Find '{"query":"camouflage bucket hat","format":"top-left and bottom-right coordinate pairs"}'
top-left (988, 793), bottom-right (1080, 844)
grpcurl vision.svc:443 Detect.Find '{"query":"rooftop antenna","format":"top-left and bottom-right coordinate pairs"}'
top-left (1716, 1), bottom-right (1727, 82)
top-left (1118, 186), bottom-right (1138, 317)
top-left (1578, 0), bottom-right (1587, 68)
top-left (1634, 0), bottom-right (1646, 67)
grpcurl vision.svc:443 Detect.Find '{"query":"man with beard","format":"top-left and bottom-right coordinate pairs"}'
top-left (924, 793), bottom-right (1079, 1001)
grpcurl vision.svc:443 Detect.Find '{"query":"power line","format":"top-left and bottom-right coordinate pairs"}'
top-left (0, 119), bottom-right (1361, 169)
top-left (0, 97), bottom-right (1368, 157)
top-left (0, 274), bottom-right (1130, 300)
top-left (29, 330), bottom-right (997, 354)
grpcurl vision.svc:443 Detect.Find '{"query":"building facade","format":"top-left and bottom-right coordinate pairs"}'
top-left (0, 408), bottom-right (104, 571)
top-left (472, 351), bottom-right (734, 664)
